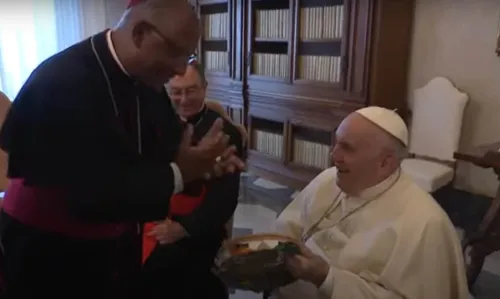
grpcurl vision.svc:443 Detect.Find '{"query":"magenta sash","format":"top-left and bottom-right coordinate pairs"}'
top-left (2, 179), bottom-right (126, 239)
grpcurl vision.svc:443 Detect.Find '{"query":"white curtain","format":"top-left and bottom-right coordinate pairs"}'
top-left (78, 0), bottom-right (129, 38)
top-left (79, 0), bottom-right (107, 39)
top-left (0, 0), bottom-right (81, 100)
top-left (54, 0), bottom-right (83, 51)
top-left (0, 0), bottom-right (126, 101)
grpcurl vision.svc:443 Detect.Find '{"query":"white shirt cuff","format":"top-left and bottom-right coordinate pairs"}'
top-left (170, 162), bottom-right (184, 194)
top-left (318, 266), bottom-right (335, 298)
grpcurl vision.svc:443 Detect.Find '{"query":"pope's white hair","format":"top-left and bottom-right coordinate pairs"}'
top-left (373, 127), bottom-right (408, 163)
top-left (391, 138), bottom-right (409, 162)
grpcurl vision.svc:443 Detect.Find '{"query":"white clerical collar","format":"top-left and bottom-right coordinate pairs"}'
top-left (178, 104), bottom-right (207, 122)
top-left (357, 168), bottom-right (401, 200)
top-left (106, 30), bottom-right (129, 76)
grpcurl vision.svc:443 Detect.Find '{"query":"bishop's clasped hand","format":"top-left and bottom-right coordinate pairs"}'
top-left (175, 118), bottom-right (245, 183)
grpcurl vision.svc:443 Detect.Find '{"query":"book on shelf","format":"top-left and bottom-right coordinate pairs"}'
top-left (231, 109), bottom-right (242, 125)
top-left (205, 51), bottom-right (228, 72)
top-left (298, 56), bottom-right (341, 82)
top-left (293, 139), bottom-right (330, 170)
top-left (296, 5), bottom-right (344, 83)
top-left (255, 9), bottom-right (289, 39)
top-left (299, 5), bottom-right (344, 40)
top-left (252, 130), bottom-right (283, 158)
top-left (253, 53), bottom-right (289, 77)
top-left (203, 12), bottom-right (228, 39)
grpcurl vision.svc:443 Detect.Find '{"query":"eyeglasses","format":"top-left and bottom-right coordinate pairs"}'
top-left (167, 86), bottom-right (203, 99)
top-left (148, 23), bottom-right (193, 61)
top-left (188, 53), bottom-right (198, 65)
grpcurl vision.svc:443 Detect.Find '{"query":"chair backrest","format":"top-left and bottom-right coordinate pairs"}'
top-left (205, 99), bottom-right (248, 147)
top-left (409, 77), bottom-right (468, 162)
top-left (0, 92), bottom-right (10, 191)
top-left (206, 99), bottom-right (228, 118)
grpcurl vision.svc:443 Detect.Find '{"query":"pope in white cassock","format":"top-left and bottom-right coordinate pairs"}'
top-left (273, 106), bottom-right (469, 299)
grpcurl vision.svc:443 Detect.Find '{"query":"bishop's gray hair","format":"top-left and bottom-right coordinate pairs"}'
top-left (118, 0), bottom-right (199, 32)
top-left (187, 56), bottom-right (207, 84)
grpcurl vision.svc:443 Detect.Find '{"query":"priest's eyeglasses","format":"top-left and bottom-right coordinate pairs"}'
top-left (188, 54), bottom-right (197, 65)
top-left (168, 85), bottom-right (203, 99)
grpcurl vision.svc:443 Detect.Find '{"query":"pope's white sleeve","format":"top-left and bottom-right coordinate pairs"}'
top-left (317, 266), bottom-right (401, 299)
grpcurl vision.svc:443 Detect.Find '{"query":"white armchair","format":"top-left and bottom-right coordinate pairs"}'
top-left (401, 77), bottom-right (468, 193)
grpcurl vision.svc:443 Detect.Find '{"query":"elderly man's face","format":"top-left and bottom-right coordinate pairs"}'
top-left (331, 113), bottom-right (392, 195)
top-left (167, 65), bottom-right (206, 118)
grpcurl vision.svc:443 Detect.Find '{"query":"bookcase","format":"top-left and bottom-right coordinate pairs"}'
top-left (248, 0), bottom-right (290, 80)
top-left (194, 0), bottom-right (246, 128)
top-left (200, 1), bottom-right (229, 75)
top-left (290, 122), bottom-right (332, 170)
top-left (192, 0), bottom-right (415, 189)
top-left (296, 1), bottom-right (344, 85)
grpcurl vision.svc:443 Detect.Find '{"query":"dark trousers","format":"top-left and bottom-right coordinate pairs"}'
top-left (0, 212), bottom-right (140, 299)
top-left (137, 237), bottom-right (228, 299)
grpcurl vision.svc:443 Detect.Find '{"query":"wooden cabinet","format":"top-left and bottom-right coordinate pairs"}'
top-left (193, 0), bottom-right (415, 189)
top-left (195, 0), bottom-right (245, 126)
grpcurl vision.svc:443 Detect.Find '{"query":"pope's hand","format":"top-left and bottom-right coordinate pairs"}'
top-left (147, 219), bottom-right (187, 245)
top-left (285, 244), bottom-right (330, 288)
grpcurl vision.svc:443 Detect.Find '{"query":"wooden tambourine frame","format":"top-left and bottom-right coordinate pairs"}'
top-left (222, 233), bottom-right (300, 255)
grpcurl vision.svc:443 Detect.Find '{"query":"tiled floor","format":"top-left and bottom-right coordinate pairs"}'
top-left (230, 172), bottom-right (500, 299)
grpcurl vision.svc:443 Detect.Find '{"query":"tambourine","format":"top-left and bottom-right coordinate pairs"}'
top-left (213, 233), bottom-right (301, 292)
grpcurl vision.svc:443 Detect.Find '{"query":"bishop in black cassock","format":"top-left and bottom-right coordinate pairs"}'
top-left (0, 1), bottom-right (243, 298)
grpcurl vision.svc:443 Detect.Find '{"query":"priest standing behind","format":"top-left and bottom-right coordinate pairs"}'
top-left (0, 0), bottom-right (244, 298)
top-left (274, 107), bottom-right (469, 299)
